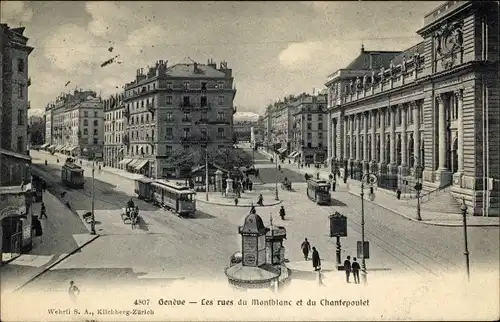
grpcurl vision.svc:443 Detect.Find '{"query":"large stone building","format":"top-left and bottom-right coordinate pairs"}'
top-left (45, 90), bottom-right (104, 158)
top-left (0, 24), bottom-right (34, 260)
top-left (103, 93), bottom-right (125, 169)
top-left (290, 94), bottom-right (328, 165)
top-left (326, 0), bottom-right (499, 216)
top-left (233, 119), bottom-right (257, 142)
top-left (121, 59), bottom-right (237, 178)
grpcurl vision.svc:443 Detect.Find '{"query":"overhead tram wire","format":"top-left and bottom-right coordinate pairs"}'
top-left (34, 35), bottom-right (422, 50)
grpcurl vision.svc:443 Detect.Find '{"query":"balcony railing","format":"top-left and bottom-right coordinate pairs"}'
top-left (181, 118), bottom-right (192, 123)
top-left (195, 119), bottom-right (209, 125)
top-left (179, 102), bottom-right (193, 108)
top-left (211, 119), bottom-right (231, 125)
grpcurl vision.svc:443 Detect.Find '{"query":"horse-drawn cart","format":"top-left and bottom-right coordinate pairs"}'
top-left (121, 207), bottom-right (140, 229)
top-left (281, 180), bottom-right (292, 191)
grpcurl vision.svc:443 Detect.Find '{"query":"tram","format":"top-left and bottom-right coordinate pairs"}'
top-left (151, 179), bottom-right (197, 217)
top-left (61, 158), bottom-right (84, 188)
top-left (306, 178), bottom-right (331, 205)
top-left (134, 177), bottom-right (154, 201)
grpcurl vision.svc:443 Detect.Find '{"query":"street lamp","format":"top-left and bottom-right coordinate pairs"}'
top-left (274, 150), bottom-right (279, 201)
top-left (205, 147), bottom-right (209, 202)
top-left (461, 198), bottom-right (470, 281)
top-left (360, 172), bottom-right (378, 285)
top-left (411, 156), bottom-right (423, 221)
top-left (90, 159), bottom-right (96, 235)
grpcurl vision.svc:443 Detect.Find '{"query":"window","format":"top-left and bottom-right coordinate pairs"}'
top-left (307, 132), bottom-right (312, 140)
top-left (166, 145), bottom-right (172, 153)
top-left (84, 119), bottom-right (88, 126)
top-left (307, 123), bottom-right (312, 130)
top-left (201, 112), bottom-right (208, 120)
top-left (17, 59), bottom-right (25, 73)
top-left (167, 82), bottom-right (172, 89)
top-left (217, 81), bottom-right (224, 89)
top-left (166, 112), bottom-right (173, 121)
top-left (183, 112), bottom-right (191, 121)
top-left (217, 128), bottom-right (225, 138)
top-left (93, 129), bottom-right (98, 135)
top-left (94, 111), bottom-right (98, 117)
top-left (93, 120), bottom-right (98, 126)
top-left (183, 145), bottom-right (190, 150)
top-left (83, 129), bottom-right (88, 135)
top-left (419, 105), bottom-right (423, 124)
top-left (17, 109), bottom-right (24, 125)
top-left (307, 142), bottom-right (312, 148)
top-left (183, 96), bottom-right (190, 105)
top-left (307, 114), bottom-right (312, 121)
top-left (18, 84), bottom-right (24, 98)
top-left (217, 112), bottom-right (225, 120)
top-left (183, 128), bottom-right (190, 138)
top-left (307, 105), bottom-right (312, 111)
top-left (17, 136), bottom-right (23, 152)
top-left (317, 114), bottom-right (323, 120)
top-left (166, 96), bottom-right (172, 105)
top-left (84, 111), bottom-right (89, 117)
top-left (408, 106), bottom-right (414, 124)
top-left (200, 96), bottom-right (208, 106)
top-left (218, 96), bottom-right (224, 105)
top-left (183, 82), bottom-right (190, 89)
top-left (201, 129), bottom-right (207, 138)
top-left (397, 108), bottom-right (402, 126)
top-left (201, 82), bottom-right (207, 90)
top-left (93, 138), bottom-right (98, 144)
top-left (318, 123), bottom-right (323, 130)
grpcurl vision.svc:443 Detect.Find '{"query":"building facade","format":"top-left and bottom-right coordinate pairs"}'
top-left (0, 24), bottom-right (34, 260)
top-left (121, 59), bottom-right (237, 178)
top-left (47, 90), bottom-right (104, 158)
top-left (103, 93), bottom-right (125, 169)
top-left (290, 94), bottom-right (328, 165)
top-left (233, 120), bottom-right (256, 142)
top-left (326, 0), bottom-right (499, 216)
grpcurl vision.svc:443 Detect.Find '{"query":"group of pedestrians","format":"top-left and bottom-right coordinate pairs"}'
top-left (301, 238), bottom-right (321, 271)
top-left (343, 255), bottom-right (361, 284)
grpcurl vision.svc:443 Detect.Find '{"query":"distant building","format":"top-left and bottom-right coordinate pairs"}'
top-left (290, 94), bottom-right (328, 165)
top-left (28, 115), bottom-right (44, 146)
top-left (121, 59), bottom-right (237, 178)
top-left (45, 90), bottom-right (104, 158)
top-left (0, 24), bottom-right (35, 261)
top-left (325, 1), bottom-right (499, 216)
top-left (103, 93), bottom-right (125, 169)
top-left (233, 120), bottom-right (256, 142)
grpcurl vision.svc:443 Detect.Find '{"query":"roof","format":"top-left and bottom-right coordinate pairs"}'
top-left (345, 49), bottom-right (401, 70)
top-left (390, 41), bottom-right (425, 66)
top-left (240, 213), bottom-right (267, 235)
top-left (165, 63), bottom-right (227, 78)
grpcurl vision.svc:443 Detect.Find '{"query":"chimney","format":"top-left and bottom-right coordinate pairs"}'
top-left (361, 44), bottom-right (365, 53)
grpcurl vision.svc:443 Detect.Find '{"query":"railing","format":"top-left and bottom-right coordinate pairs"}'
top-left (417, 184), bottom-right (453, 204)
top-left (179, 102), bottom-right (193, 108)
top-left (181, 118), bottom-right (192, 123)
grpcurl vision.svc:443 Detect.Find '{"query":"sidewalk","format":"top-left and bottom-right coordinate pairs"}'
top-left (0, 191), bottom-right (98, 294)
top-left (196, 190), bottom-right (282, 207)
top-left (256, 150), bottom-right (499, 227)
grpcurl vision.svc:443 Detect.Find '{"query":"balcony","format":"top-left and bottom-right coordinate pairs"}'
top-left (195, 118), bottom-right (209, 125)
top-left (179, 102), bottom-right (193, 110)
top-left (181, 118), bottom-right (192, 123)
top-left (210, 119), bottom-right (231, 125)
top-left (181, 136), bottom-right (193, 143)
top-left (164, 118), bottom-right (175, 124)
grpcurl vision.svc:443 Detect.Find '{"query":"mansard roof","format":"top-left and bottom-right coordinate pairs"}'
top-left (345, 49), bottom-right (401, 70)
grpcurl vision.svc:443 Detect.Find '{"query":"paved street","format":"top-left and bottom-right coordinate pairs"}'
top-left (7, 149), bottom-right (495, 297)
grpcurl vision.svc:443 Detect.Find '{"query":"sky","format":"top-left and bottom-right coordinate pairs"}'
top-left (1, 1), bottom-right (445, 117)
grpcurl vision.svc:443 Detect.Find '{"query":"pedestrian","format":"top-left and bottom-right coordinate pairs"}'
top-left (344, 256), bottom-right (352, 283)
top-left (68, 281), bottom-right (80, 303)
top-left (332, 179), bottom-right (336, 191)
top-left (234, 197), bottom-right (239, 206)
top-left (257, 194), bottom-right (263, 206)
top-left (301, 238), bottom-right (311, 260)
top-left (312, 247), bottom-right (321, 271)
top-left (39, 202), bottom-right (47, 219)
top-left (352, 257), bottom-right (361, 284)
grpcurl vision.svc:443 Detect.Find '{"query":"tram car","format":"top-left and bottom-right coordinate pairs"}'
top-left (134, 177), bottom-right (153, 201)
top-left (306, 178), bottom-right (331, 205)
top-left (151, 179), bottom-right (197, 217)
top-left (61, 159), bottom-right (84, 188)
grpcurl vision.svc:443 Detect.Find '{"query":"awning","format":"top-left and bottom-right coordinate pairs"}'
top-left (40, 143), bottom-right (49, 148)
top-left (288, 151), bottom-right (298, 158)
top-left (48, 145), bottom-right (55, 150)
top-left (55, 145), bottom-right (62, 151)
top-left (277, 147), bottom-right (287, 154)
top-left (119, 148), bottom-right (124, 153)
top-left (119, 158), bottom-right (132, 165)
top-left (135, 160), bottom-right (149, 171)
top-left (127, 159), bottom-right (141, 168)
top-left (68, 146), bottom-right (78, 152)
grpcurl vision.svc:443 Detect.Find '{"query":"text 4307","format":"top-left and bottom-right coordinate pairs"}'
top-left (134, 299), bottom-right (151, 305)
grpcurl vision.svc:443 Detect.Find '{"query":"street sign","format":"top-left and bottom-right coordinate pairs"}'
top-left (329, 212), bottom-right (347, 237)
top-left (357, 241), bottom-right (370, 259)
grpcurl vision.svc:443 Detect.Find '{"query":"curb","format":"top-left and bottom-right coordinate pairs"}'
top-left (196, 199), bottom-right (282, 208)
top-left (346, 190), bottom-right (499, 227)
top-left (13, 235), bottom-right (100, 293)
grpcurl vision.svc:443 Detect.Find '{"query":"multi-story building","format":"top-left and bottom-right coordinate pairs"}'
top-left (325, 1), bottom-right (499, 216)
top-left (269, 100), bottom-right (295, 156)
top-left (121, 59), bottom-right (237, 178)
top-left (250, 116), bottom-right (265, 147)
top-left (290, 94), bottom-right (328, 165)
top-left (103, 93), bottom-right (125, 168)
top-left (28, 115), bottom-right (44, 146)
top-left (44, 103), bottom-right (53, 146)
top-left (233, 119), bottom-right (257, 142)
top-left (0, 24), bottom-right (34, 260)
top-left (47, 90), bottom-right (104, 158)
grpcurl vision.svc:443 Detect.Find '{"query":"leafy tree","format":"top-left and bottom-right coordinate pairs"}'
top-left (207, 148), bottom-right (252, 170)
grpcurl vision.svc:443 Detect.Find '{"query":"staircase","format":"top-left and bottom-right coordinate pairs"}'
top-left (405, 184), bottom-right (463, 214)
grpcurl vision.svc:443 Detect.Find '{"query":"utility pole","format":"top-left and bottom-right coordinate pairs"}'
top-left (461, 198), bottom-right (470, 281)
top-left (90, 160), bottom-right (96, 235)
top-left (205, 148), bottom-right (209, 201)
top-left (275, 151), bottom-right (279, 201)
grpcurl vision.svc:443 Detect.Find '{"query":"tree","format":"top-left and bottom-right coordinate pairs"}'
top-left (165, 149), bottom-right (197, 168)
top-left (207, 148), bottom-right (252, 170)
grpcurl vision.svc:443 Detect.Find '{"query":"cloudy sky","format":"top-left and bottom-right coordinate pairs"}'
top-left (1, 1), bottom-right (444, 116)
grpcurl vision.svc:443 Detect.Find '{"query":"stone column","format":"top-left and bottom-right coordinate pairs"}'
top-left (412, 101), bottom-right (421, 178)
top-left (343, 117), bottom-right (348, 160)
top-left (399, 104), bottom-right (408, 176)
top-left (339, 112), bottom-right (344, 161)
top-left (349, 115), bottom-right (354, 160)
top-left (436, 94), bottom-right (452, 186)
top-left (356, 114), bottom-right (361, 161)
top-left (370, 110), bottom-right (377, 173)
top-left (388, 106), bottom-right (397, 174)
top-left (363, 112), bottom-right (369, 170)
top-left (379, 108), bottom-right (386, 173)
top-left (332, 118), bottom-right (337, 162)
top-left (453, 90), bottom-right (464, 186)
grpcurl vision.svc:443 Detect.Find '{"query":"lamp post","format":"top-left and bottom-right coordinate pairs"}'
top-left (90, 160), bottom-right (96, 235)
top-left (275, 150), bottom-right (279, 201)
top-left (461, 198), bottom-right (470, 281)
top-left (360, 172), bottom-right (378, 285)
top-left (411, 156), bottom-right (423, 221)
top-left (205, 147), bottom-right (209, 202)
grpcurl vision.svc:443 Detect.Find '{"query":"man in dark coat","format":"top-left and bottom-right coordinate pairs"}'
top-left (39, 202), bottom-right (47, 219)
top-left (312, 247), bottom-right (321, 271)
top-left (301, 238), bottom-right (311, 260)
top-left (344, 256), bottom-right (352, 283)
top-left (352, 257), bottom-right (361, 284)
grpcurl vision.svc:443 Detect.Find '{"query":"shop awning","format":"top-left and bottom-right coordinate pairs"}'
top-left (48, 145), bottom-right (55, 150)
top-left (135, 160), bottom-right (149, 171)
top-left (54, 145), bottom-right (62, 151)
top-left (118, 158), bottom-right (132, 165)
top-left (40, 143), bottom-right (49, 148)
top-left (127, 159), bottom-right (141, 168)
top-left (277, 147), bottom-right (287, 154)
top-left (68, 146), bottom-right (78, 152)
top-left (288, 151), bottom-right (299, 158)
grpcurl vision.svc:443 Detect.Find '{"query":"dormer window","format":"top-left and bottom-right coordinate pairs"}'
top-left (201, 82), bottom-right (207, 90)
top-left (166, 82), bottom-right (172, 89)
top-left (217, 81), bottom-right (224, 89)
